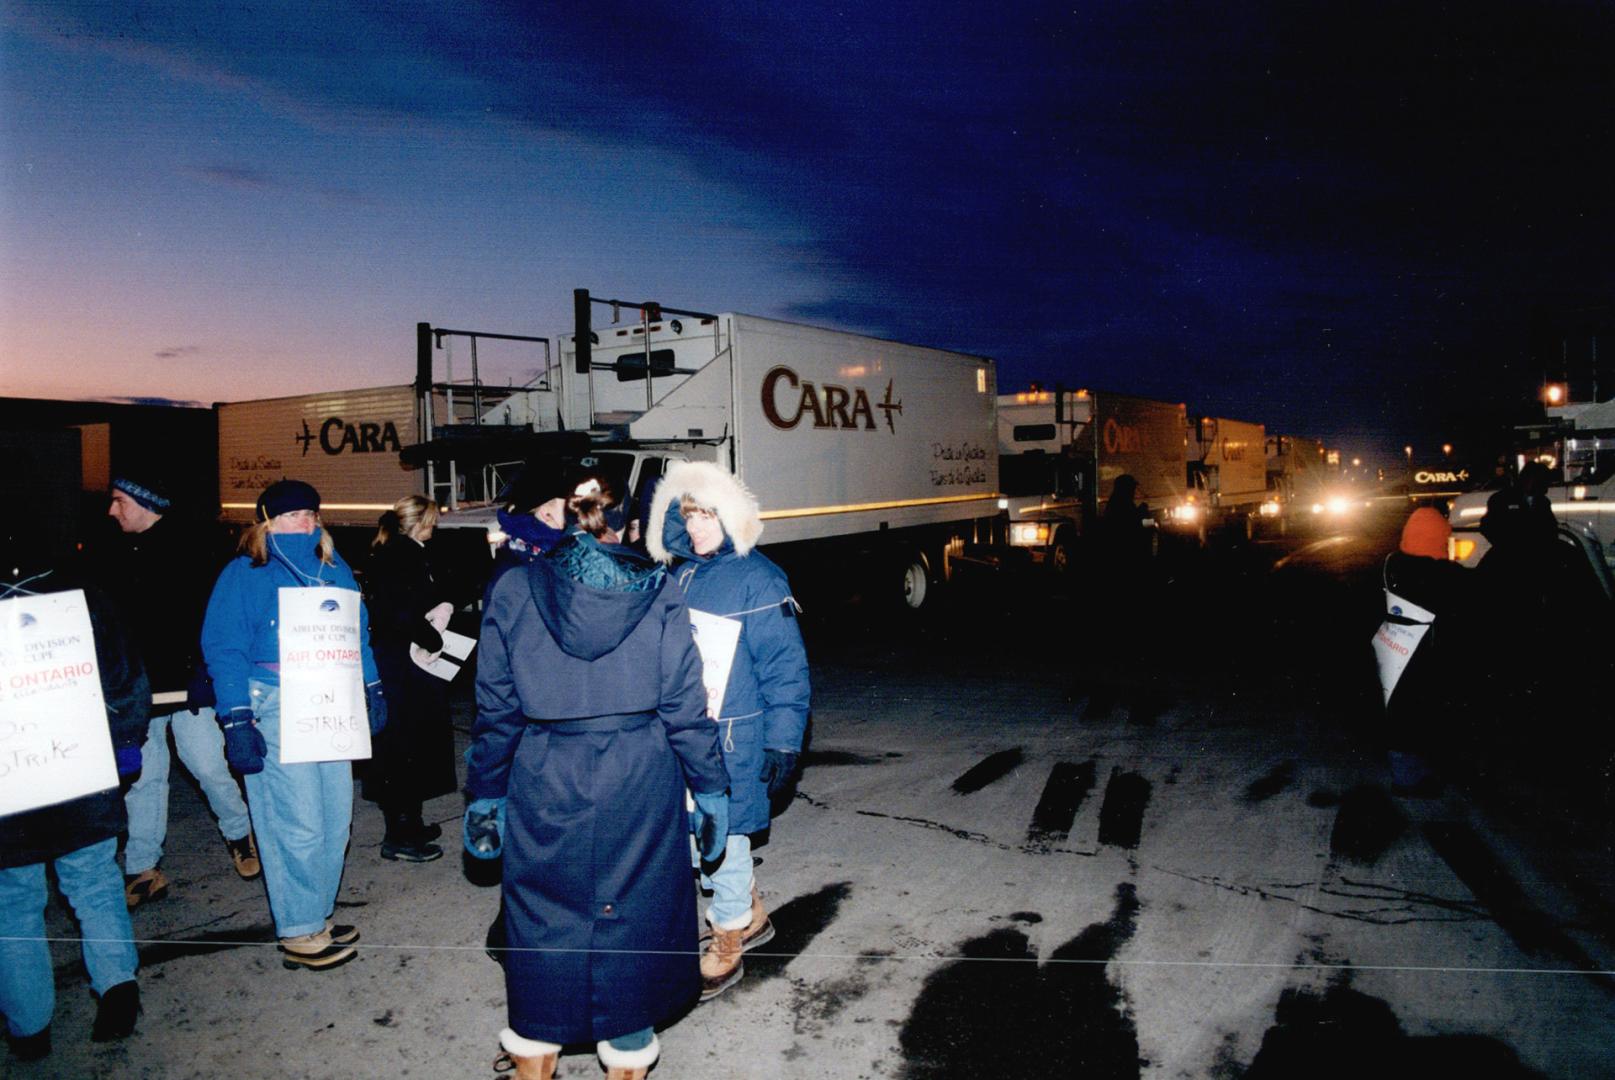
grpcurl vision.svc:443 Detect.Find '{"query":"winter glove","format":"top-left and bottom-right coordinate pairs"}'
top-left (463, 797), bottom-right (505, 860)
top-left (365, 681), bottom-right (388, 736)
top-left (220, 710), bottom-right (267, 775)
top-left (759, 749), bottom-right (798, 799)
top-left (691, 790), bottom-right (729, 863)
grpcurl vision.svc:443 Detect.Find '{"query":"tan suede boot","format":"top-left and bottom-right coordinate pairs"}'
top-left (700, 924), bottom-right (745, 1000)
top-left (699, 883), bottom-right (775, 953)
top-left (278, 928), bottom-right (356, 971)
top-left (598, 1032), bottom-right (658, 1079)
top-left (493, 1029), bottom-right (559, 1079)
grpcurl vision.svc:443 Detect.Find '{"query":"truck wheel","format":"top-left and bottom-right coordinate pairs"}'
top-left (898, 550), bottom-right (931, 611)
top-left (1050, 529), bottom-right (1076, 576)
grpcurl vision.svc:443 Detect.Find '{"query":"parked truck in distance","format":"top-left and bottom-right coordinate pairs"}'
top-left (411, 293), bottom-right (1003, 610)
top-left (1179, 415), bottom-right (1272, 541)
top-left (991, 387), bottom-right (1189, 569)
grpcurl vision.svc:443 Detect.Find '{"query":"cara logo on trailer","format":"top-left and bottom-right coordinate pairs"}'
top-left (761, 365), bottom-right (902, 434)
top-left (294, 417), bottom-right (403, 457)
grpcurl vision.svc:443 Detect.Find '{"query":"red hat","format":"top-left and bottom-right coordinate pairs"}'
top-left (1399, 507), bottom-right (1450, 559)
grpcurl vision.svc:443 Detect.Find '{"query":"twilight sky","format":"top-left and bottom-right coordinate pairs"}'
top-left (3, 2), bottom-right (1613, 461)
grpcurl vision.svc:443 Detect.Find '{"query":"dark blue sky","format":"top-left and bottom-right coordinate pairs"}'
top-left (4, 2), bottom-right (1612, 464)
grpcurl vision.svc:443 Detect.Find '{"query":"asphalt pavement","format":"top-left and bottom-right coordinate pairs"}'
top-left (19, 509), bottom-right (1615, 1078)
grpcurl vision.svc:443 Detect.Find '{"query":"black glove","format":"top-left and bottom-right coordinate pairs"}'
top-left (759, 749), bottom-right (798, 799)
top-left (365, 681), bottom-right (388, 736)
top-left (221, 710), bottom-right (267, 775)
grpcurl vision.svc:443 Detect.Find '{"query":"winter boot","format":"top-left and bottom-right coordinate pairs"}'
top-left (699, 923), bottom-right (745, 1000)
top-left (90, 981), bottom-right (140, 1042)
top-left (598, 1033), bottom-right (659, 1080)
top-left (6, 1025), bottom-right (51, 1062)
top-left (123, 867), bottom-right (170, 909)
top-left (492, 1028), bottom-right (559, 1080)
top-left (700, 882), bottom-right (775, 954)
top-left (402, 806), bottom-right (443, 844)
top-left (381, 810), bottom-right (443, 862)
top-left (225, 832), bottom-right (262, 879)
top-left (279, 928), bottom-right (357, 971)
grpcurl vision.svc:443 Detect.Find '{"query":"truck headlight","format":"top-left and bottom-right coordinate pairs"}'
top-left (1326, 495), bottom-right (1351, 516)
top-left (1259, 499), bottom-right (1281, 517)
top-left (1010, 522), bottom-right (1050, 546)
top-left (1169, 504), bottom-right (1199, 524)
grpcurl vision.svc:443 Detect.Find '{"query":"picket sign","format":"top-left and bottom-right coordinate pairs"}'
top-left (1371, 586), bottom-right (1435, 706)
top-left (687, 608), bottom-right (742, 720)
top-left (278, 587), bottom-right (370, 763)
top-left (0, 589), bottom-right (119, 817)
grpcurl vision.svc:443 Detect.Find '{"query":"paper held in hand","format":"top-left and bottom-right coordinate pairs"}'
top-left (278, 587), bottom-right (371, 764)
top-left (687, 608), bottom-right (742, 719)
top-left (0, 589), bottom-right (119, 818)
top-left (410, 629), bottom-right (477, 681)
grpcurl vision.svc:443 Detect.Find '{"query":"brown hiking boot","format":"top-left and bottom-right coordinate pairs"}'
top-left (699, 884), bottom-right (775, 953)
top-left (279, 929), bottom-right (356, 971)
top-left (699, 924), bottom-right (744, 1000)
top-left (493, 1029), bottom-right (559, 1080)
top-left (225, 833), bottom-right (261, 879)
top-left (123, 868), bottom-right (169, 910)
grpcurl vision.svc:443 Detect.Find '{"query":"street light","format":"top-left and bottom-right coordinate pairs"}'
top-left (1403, 445), bottom-right (1413, 461)
top-left (1442, 443), bottom-right (1453, 457)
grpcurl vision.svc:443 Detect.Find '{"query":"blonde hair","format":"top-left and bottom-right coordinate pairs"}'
top-left (238, 518), bottom-right (335, 567)
top-left (372, 495), bottom-right (440, 550)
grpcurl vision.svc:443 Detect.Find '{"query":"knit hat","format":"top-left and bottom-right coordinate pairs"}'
top-left (256, 479), bottom-right (321, 522)
top-left (1399, 506), bottom-right (1450, 559)
top-left (111, 472), bottom-right (172, 514)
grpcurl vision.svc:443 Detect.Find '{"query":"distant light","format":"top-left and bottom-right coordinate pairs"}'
top-left (1544, 382), bottom-right (1567, 405)
top-left (1441, 443), bottom-right (1452, 456)
top-left (1351, 457), bottom-right (1361, 467)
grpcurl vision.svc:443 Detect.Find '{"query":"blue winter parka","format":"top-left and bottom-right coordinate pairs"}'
top-left (466, 531), bottom-right (729, 1043)
top-left (200, 530), bottom-right (379, 717)
top-left (659, 501), bottom-right (810, 835)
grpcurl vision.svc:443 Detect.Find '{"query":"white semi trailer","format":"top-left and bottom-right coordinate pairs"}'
top-left (411, 292), bottom-right (1003, 610)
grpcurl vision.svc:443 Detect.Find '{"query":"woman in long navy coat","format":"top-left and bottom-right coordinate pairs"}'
top-left (464, 489), bottom-right (729, 1080)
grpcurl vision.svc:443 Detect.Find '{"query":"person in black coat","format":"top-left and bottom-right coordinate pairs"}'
top-left (362, 496), bottom-right (458, 862)
top-left (464, 487), bottom-right (730, 1080)
top-left (0, 526), bottom-right (150, 1060)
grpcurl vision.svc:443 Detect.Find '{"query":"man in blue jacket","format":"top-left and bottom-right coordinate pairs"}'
top-left (647, 461), bottom-right (811, 1000)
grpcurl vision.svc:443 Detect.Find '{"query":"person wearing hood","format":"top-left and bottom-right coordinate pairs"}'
top-left (200, 480), bottom-right (385, 971)
top-left (1, 524), bottom-right (150, 1060)
top-left (465, 485), bottom-right (729, 1080)
top-left (646, 461), bottom-right (811, 1001)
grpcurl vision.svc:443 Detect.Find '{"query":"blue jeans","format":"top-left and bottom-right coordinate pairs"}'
top-left (0, 838), bottom-right (139, 1038)
top-left (124, 706), bottom-right (252, 874)
top-left (701, 834), bottom-right (754, 929)
top-left (241, 681), bottom-right (353, 939)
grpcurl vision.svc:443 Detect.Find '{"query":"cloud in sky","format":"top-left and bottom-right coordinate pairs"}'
top-left (5, 1), bottom-right (1615, 453)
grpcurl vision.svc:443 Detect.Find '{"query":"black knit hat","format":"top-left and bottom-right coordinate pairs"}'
top-left (111, 469), bottom-right (173, 513)
top-left (256, 479), bottom-right (321, 522)
top-left (499, 459), bottom-right (570, 514)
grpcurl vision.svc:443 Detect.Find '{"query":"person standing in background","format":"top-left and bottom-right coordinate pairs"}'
top-left (646, 461), bottom-right (810, 1001)
top-left (362, 495), bottom-right (457, 863)
top-left (102, 469), bottom-right (260, 909)
top-left (200, 480), bottom-right (386, 971)
top-left (1, 524), bottom-right (150, 1061)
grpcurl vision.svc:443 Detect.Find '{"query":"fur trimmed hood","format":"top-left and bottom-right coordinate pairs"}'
top-left (646, 460), bottom-right (763, 563)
